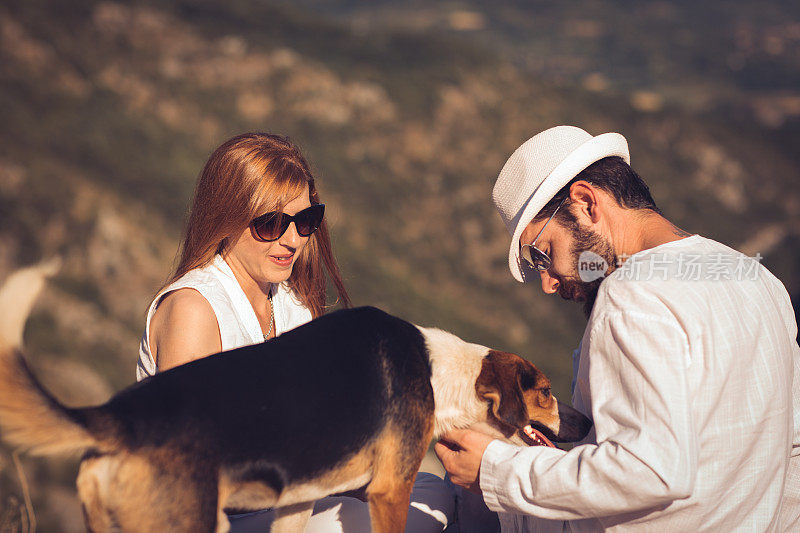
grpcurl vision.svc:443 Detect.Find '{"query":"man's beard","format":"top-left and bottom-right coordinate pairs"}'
top-left (557, 224), bottom-right (617, 318)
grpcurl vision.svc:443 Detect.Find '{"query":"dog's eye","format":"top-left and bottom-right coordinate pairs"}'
top-left (541, 388), bottom-right (551, 398)
top-left (519, 371), bottom-right (536, 390)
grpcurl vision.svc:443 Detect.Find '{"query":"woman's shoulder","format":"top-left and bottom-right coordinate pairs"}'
top-left (148, 258), bottom-right (229, 343)
top-left (157, 287), bottom-right (215, 318)
top-left (153, 257), bottom-right (232, 310)
top-left (152, 289), bottom-right (218, 340)
top-left (149, 288), bottom-right (221, 370)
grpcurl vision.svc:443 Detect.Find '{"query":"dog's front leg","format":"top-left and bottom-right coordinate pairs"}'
top-left (271, 501), bottom-right (314, 533)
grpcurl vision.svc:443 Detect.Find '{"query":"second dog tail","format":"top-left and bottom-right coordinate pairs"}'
top-left (0, 260), bottom-right (99, 456)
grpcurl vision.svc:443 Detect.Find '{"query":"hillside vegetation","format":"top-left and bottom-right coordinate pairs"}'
top-left (0, 1), bottom-right (798, 529)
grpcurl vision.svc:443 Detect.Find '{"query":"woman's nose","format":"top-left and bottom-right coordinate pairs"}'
top-left (280, 221), bottom-right (306, 249)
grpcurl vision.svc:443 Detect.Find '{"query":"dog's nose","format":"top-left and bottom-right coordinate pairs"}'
top-left (554, 401), bottom-right (593, 442)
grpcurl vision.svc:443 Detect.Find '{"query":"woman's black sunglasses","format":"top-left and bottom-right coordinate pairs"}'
top-left (251, 204), bottom-right (325, 242)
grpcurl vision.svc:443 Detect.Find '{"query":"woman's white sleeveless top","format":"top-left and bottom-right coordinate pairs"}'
top-left (137, 255), bottom-right (312, 381)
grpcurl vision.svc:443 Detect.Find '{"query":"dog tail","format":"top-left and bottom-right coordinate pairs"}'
top-left (0, 259), bottom-right (99, 456)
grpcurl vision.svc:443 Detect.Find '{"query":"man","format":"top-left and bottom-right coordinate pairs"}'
top-left (436, 126), bottom-right (800, 531)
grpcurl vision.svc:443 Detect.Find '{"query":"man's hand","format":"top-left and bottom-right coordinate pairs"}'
top-left (434, 428), bottom-right (495, 495)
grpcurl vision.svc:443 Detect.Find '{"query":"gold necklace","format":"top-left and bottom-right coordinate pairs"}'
top-left (263, 291), bottom-right (274, 341)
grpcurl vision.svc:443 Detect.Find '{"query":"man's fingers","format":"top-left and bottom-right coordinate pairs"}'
top-left (435, 438), bottom-right (460, 452)
top-left (439, 428), bottom-right (472, 447)
top-left (433, 440), bottom-right (456, 463)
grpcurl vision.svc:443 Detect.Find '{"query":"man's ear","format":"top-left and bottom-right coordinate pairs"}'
top-left (475, 352), bottom-right (529, 431)
top-left (569, 180), bottom-right (601, 224)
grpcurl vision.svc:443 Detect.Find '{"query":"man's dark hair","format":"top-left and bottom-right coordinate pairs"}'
top-left (534, 157), bottom-right (660, 226)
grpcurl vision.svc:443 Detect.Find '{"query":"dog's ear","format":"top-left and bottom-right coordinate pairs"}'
top-left (475, 351), bottom-right (529, 431)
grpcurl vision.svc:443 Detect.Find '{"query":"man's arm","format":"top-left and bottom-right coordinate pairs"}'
top-left (455, 310), bottom-right (698, 520)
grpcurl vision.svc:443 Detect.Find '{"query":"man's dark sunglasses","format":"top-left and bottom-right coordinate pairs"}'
top-left (520, 197), bottom-right (566, 272)
top-left (251, 204), bottom-right (325, 242)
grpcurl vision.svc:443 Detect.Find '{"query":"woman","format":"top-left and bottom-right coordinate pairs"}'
top-left (138, 133), bottom-right (348, 379)
top-left (137, 133), bottom-right (453, 532)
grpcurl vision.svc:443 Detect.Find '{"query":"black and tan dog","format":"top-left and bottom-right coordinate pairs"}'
top-left (0, 263), bottom-right (591, 532)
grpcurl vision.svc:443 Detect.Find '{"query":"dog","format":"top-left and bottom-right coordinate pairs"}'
top-left (0, 262), bottom-right (591, 532)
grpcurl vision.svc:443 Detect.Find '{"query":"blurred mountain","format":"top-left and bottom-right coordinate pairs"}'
top-left (0, 0), bottom-right (798, 529)
top-left (283, 0), bottom-right (800, 140)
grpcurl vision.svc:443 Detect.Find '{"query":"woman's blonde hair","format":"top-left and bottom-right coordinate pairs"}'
top-left (167, 132), bottom-right (350, 317)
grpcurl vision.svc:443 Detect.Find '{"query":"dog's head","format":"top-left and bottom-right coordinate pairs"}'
top-left (475, 351), bottom-right (592, 447)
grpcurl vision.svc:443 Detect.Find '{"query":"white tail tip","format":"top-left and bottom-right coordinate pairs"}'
top-left (0, 258), bottom-right (61, 349)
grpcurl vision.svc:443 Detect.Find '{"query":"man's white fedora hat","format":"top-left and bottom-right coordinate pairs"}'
top-left (492, 125), bottom-right (630, 282)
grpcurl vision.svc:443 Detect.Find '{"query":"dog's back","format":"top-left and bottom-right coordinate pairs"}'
top-left (105, 307), bottom-right (434, 490)
top-left (0, 265), bottom-right (437, 532)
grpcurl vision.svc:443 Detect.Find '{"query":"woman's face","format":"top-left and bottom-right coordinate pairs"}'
top-left (224, 185), bottom-right (312, 289)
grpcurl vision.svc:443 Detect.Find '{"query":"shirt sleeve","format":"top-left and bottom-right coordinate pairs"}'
top-left (479, 309), bottom-right (697, 520)
top-left (780, 298), bottom-right (800, 454)
top-left (790, 341), bottom-right (800, 456)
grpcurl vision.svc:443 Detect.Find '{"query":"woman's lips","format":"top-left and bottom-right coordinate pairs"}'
top-left (269, 254), bottom-right (294, 267)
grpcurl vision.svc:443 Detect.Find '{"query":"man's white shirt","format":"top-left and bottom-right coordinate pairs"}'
top-left (480, 236), bottom-right (800, 532)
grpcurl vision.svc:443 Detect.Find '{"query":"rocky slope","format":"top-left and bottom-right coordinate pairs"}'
top-left (0, 1), bottom-right (798, 529)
